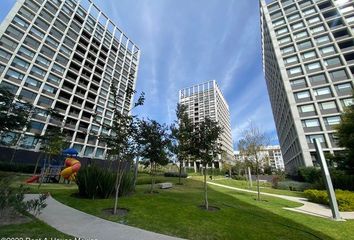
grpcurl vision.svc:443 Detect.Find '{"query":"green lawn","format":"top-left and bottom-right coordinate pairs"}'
top-left (0, 217), bottom-right (73, 238)
top-left (2, 171), bottom-right (354, 240)
top-left (52, 176), bottom-right (354, 240)
top-left (210, 178), bottom-right (305, 197)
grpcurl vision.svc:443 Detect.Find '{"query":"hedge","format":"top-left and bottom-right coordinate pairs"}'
top-left (304, 189), bottom-right (354, 211)
top-left (0, 161), bottom-right (40, 174)
top-left (164, 172), bottom-right (188, 178)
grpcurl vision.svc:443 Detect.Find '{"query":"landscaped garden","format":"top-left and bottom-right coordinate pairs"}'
top-left (1, 170), bottom-right (354, 240)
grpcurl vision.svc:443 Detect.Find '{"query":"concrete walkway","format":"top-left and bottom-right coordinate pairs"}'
top-left (25, 194), bottom-right (184, 240)
top-left (207, 181), bottom-right (354, 220)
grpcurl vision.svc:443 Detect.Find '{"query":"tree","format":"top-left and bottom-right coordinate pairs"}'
top-left (336, 95), bottom-right (354, 174)
top-left (238, 122), bottom-right (268, 201)
top-left (189, 117), bottom-right (223, 210)
top-left (138, 119), bottom-right (170, 193)
top-left (0, 86), bottom-right (32, 134)
top-left (97, 85), bottom-right (144, 215)
top-left (169, 104), bottom-right (193, 184)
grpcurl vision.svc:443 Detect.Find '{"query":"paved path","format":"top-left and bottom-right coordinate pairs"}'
top-left (25, 194), bottom-right (184, 240)
top-left (207, 181), bottom-right (354, 220)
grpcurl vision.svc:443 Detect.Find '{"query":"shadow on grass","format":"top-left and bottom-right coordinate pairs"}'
top-left (51, 178), bottom-right (336, 240)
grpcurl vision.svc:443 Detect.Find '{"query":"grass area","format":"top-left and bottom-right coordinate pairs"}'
top-left (3, 171), bottom-right (354, 239)
top-left (0, 218), bottom-right (73, 238)
top-left (52, 176), bottom-right (354, 240)
top-left (210, 177), bottom-right (305, 198)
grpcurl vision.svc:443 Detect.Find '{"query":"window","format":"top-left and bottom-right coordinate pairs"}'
top-left (47, 73), bottom-right (61, 84)
top-left (299, 104), bottom-right (315, 113)
top-left (291, 78), bottom-right (306, 87)
top-left (306, 134), bottom-right (325, 144)
top-left (288, 66), bottom-right (302, 75)
top-left (320, 46), bottom-right (335, 54)
top-left (52, 64), bottom-right (64, 74)
top-left (38, 96), bottom-right (53, 106)
top-left (0, 64), bottom-right (5, 74)
top-left (20, 135), bottom-right (39, 149)
top-left (294, 31), bottom-right (308, 39)
top-left (31, 66), bottom-right (46, 77)
top-left (303, 8), bottom-right (316, 15)
top-left (306, 62), bottom-right (321, 71)
top-left (19, 48), bottom-right (35, 61)
top-left (13, 16), bottom-right (29, 29)
top-left (342, 98), bottom-right (353, 107)
top-left (296, 90), bottom-right (310, 99)
top-left (308, 16), bottom-right (320, 24)
top-left (311, 25), bottom-right (325, 34)
top-left (0, 49), bottom-right (11, 61)
top-left (0, 36), bottom-right (18, 50)
top-left (273, 19), bottom-right (285, 26)
top-left (309, 74), bottom-right (327, 84)
top-left (291, 22), bottom-right (304, 30)
top-left (336, 83), bottom-right (352, 92)
top-left (42, 84), bottom-right (57, 94)
top-left (288, 13), bottom-right (300, 21)
top-left (11, 57), bottom-right (30, 70)
top-left (314, 87), bottom-right (331, 96)
top-left (30, 27), bottom-right (45, 39)
top-left (24, 77), bottom-right (41, 88)
top-left (319, 101), bottom-right (337, 110)
top-left (298, 40), bottom-right (313, 50)
top-left (19, 89), bottom-right (37, 100)
top-left (340, 6), bottom-right (354, 14)
top-left (285, 55), bottom-right (298, 64)
top-left (324, 57), bottom-right (341, 67)
top-left (315, 35), bottom-right (330, 44)
top-left (46, 36), bottom-right (59, 48)
top-left (0, 81), bottom-right (18, 93)
top-left (302, 119), bottom-right (320, 128)
top-left (324, 116), bottom-right (341, 126)
top-left (36, 55), bottom-right (51, 68)
top-left (281, 46), bottom-right (295, 54)
top-left (302, 50), bottom-right (316, 59)
top-left (6, 69), bottom-right (24, 80)
top-left (279, 36), bottom-right (291, 44)
top-left (30, 121), bottom-right (44, 131)
top-left (329, 70), bottom-right (347, 82)
top-left (276, 27), bottom-right (289, 35)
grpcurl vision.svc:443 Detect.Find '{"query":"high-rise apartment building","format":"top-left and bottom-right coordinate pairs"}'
top-left (179, 80), bottom-right (234, 168)
top-left (0, 0), bottom-right (140, 159)
top-left (260, 0), bottom-right (354, 173)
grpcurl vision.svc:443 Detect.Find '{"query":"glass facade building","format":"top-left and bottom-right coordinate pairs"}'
top-left (260, 0), bottom-right (354, 173)
top-left (0, 0), bottom-right (140, 159)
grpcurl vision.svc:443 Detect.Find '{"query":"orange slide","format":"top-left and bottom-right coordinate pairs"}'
top-left (60, 158), bottom-right (81, 181)
top-left (26, 175), bottom-right (40, 183)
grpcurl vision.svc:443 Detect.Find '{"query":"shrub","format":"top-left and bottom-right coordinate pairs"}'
top-left (231, 175), bottom-right (247, 181)
top-left (0, 177), bottom-right (47, 217)
top-left (298, 167), bottom-right (322, 183)
top-left (276, 181), bottom-right (312, 192)
top-left (164, 172), bottom-right (188, 178)
top-left (304, 189), bottom-right (354, 211)
top-left (76, 165), bottom-right (133, 199)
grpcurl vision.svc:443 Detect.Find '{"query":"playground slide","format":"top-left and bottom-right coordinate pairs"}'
top-left (26, 175), bottom-right (40, 183)
top-left (60, 158), bottom-right (81, 180)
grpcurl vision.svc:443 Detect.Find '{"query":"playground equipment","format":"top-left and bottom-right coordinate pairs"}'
top-left (60, 157), bottom-right (81, 180)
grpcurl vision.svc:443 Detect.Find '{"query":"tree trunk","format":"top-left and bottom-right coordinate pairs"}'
top-left (178, 159), bottom-right (182, 185)
top-left (150, 162), bottom-right (156, 193)
top-left (113, 157), bottom-right (122, 215)
top-left (256, 158), bottom-right (260, 201)
top-left (203, 164), bottom-right (208, 210)
top-left (133, 156), bottom-right (139, 190)
top-left (33, 152), bottom-right (43, 175)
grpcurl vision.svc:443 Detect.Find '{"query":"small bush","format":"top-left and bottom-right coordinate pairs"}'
top-left (231, 175), bottom-right (247, 181)
top-left (0, 177), bottom-right (47, 217)
top-left (164, 172), bottom-right (188, 178)
top-left (76, 165), bottom-right (133, 199)
top-left (304, 189), bottom-right (354, 211)
top-left (276, 181), bottom-right (312, 192)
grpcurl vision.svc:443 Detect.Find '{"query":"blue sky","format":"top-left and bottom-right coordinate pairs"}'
top-left (0, 0), bottom-right (279, 149)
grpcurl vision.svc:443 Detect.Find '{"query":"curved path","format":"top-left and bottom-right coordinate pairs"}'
top-left (207, 181), bottom-right (354, 220)
top-left (25, 194), bottom-right (184, 240)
